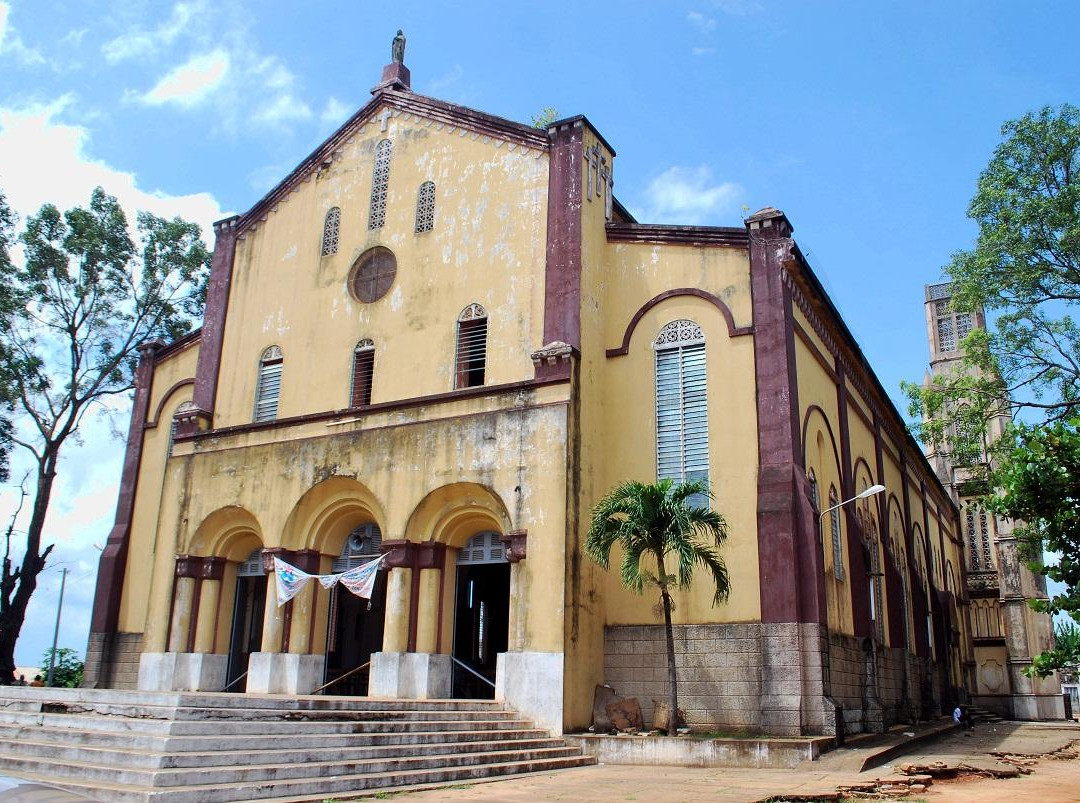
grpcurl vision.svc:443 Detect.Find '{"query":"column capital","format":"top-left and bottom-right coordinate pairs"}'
top-left (501, 529), bottom-right (528, 562)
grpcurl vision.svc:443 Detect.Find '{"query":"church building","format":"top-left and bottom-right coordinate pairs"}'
top-left (86, 39), bottom-right (978, 737)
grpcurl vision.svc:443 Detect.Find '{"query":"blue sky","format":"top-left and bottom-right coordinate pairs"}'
top-left (0, 1), bottom-right (1077, 666)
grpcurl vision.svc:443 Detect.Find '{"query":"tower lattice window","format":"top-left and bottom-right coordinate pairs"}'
top-left (415, 181), bottom-right (435, 232)
top-left (321, 207), bottom-right (340, 256)
top-left (369, 139), bottom-right (392, 230)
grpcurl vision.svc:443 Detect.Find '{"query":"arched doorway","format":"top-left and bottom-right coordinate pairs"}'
top-left (226, 548), bottom-right (266, 691)
top-left (452, 531), bottom-right (509, 698)
top-left (323, 523), bottom-right (387, 695)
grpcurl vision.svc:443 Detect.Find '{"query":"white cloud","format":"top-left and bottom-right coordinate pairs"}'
top-left (141, 49), bottom-right (230, 107)
top-left (102, 0), bottom-right (205, 64)
top-left (0, 96), bottom-right (226, 245)
top-left (636, 165), bottom-right (744, 225)
top-left (691, 47), bottom-right (716, 57)
top-left (687, 11), bottom-right (717, 32)
top-left (0, 96), bottom-right (228, 664)
top-left (320, 96), bottom-right (352, 129)
top-left (251, 94), bottom-right (312, 128)
top-left (0, 1), bottom-right (46, 66)
top-left (711, 0), bottom-right (764, 16)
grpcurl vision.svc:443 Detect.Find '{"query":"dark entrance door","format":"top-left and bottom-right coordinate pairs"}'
top-left (452, 532), bottom-right (510, 699)
top-left (226, 571), bottom-right (265, 692)
top-left (322, 523), bottom-right (386, 696)
top-left (323, 572), bottom-right (387, 695)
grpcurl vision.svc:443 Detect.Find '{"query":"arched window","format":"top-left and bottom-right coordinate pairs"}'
top-left (415, 181), bottom-right (435, 233)
top-left (868, 524), bottom-right (884, 641)
top-left (369, 138), bottom-right (392, 230)
top-left (351, 339), bottom-right (375, 407)
top-left (321, 207), bottom-right (341, 256)
top-left (253, 345), bottom-right (283, 422)
top-left (829, 486), bottom-right (844, 580)
top-left (455, 303), bottom-right (488, 388)
top-left (654, 320), bottom-right (708, 506)
top-left (807, 469), bottom-right (820, 513)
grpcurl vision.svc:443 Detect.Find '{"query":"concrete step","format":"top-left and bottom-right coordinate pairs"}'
top-left (0, 687), bottom-right (504, 713)
top-left (0, 733), bottom-right (570, 770)
top-left (0, 710), bottom-right (534, 736)
top-left (2, 698), bottom-right (520, 723)
top-left (36, 754), bottom-right (598, 803)
top-left (0, 745), bottom-right (586, 788)
top-left (0, 690), bottom-right (595, 801)
top-left (0, 721), bottom-right (552, 753)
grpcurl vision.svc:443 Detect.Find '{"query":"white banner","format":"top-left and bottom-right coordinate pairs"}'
top-left (274, 554), bottom-right (386, 607)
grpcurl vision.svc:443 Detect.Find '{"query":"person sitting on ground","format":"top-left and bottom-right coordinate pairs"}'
top-left (15, 674), bottom-right (26, 686)
top-left (29, 675), bottom-right (44, 687)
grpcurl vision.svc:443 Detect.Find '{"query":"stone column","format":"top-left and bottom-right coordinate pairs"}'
top-left (258, 548), bottom-right (287, 653)
top-left (193, 558), bottom-right (225, 653)
top-left (414, 542), bottom-right (448, 654)
top-left (167, 556), bottom-right (200, 653)
top-left (287, 550), bottom-right (322, 655)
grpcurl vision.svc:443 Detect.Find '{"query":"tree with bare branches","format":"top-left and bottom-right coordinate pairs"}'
top-left (0, 186), bottom-right (209, 684)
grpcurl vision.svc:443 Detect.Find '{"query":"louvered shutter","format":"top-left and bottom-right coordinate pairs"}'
top-left (654, 324), bottom-right (709, 508)
top-left (253, 359), bottom-right (282, 422)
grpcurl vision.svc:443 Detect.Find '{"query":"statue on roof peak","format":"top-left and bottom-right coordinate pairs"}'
top-left (392, 30), bottom-right (406, 64)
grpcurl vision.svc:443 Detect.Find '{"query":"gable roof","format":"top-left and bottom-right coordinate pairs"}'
top-left (230, 88), bottom-right (552, 236)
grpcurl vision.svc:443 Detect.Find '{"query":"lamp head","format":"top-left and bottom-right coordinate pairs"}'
top-left (858, 484), bottom-right (886, 499)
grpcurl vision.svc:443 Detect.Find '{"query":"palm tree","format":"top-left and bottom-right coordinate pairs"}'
top-left (585, 478), bottom-right (730, 735)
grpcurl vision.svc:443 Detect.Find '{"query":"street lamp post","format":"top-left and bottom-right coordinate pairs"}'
top-left (46, 567), bottom-right (68, 687)
top-left (818, 483), bottom-right (886, 524)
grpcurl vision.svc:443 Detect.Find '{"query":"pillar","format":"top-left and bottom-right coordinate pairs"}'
top-left (193, 557), bottom-right (225, 653)
top-left (287, 550), bottom-right (322, 654)
top-left (382, 567), bottom-right (412, 652)
top-left (167, 556), bottom-right (201, 653)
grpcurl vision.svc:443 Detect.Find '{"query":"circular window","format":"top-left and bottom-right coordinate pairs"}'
top-left (348, 247), bottom-right (397, 303)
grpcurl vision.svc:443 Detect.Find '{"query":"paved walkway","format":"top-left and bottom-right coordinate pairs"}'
top-left (389, 721), bottom-right (1080, 802)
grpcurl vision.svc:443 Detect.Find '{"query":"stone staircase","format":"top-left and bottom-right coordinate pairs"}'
top-left (0, 687), bottom-right (595, 801)
top-left (966, 704), bottom-right (1007, 725)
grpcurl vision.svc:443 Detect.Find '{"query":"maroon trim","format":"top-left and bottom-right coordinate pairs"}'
top-left (836, 367), bottom-right (872, 638)
top-left (548, 114), bottom-right (616, 156)
top-left (748, 210), bottom-right (826, 625)
top-left (187, 577), bottom-right (202, 653)
top-left (605, 288), bottom-right (753, 358)
top-left (501, 530), bottom-right (527, 562)
top-left (186, 218), bottom-right (239, 434)
top-left (240, 90), bottom-right (549, 237)
top-left (153, 328), bottom-right (201, 362)
top-left (145, 378), bottom-right (196, 429)
top-left (176, 360), bottom-right (570, 445)
top-left (875, 417), bottom-right (905, 646)
top-left (543, 119), bottom-right (583, 349)
top-left (793, 321), bottom-right (838, 381)
top-left (89, 342), bottom-right (160, 635)
top-left (605, 223), bottom-right (748, 247)
top-left (800, 405), bottom-right (843, 483)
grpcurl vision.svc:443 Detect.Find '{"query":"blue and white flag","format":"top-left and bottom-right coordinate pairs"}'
top-left (273, 557), bottom-right (313, 607)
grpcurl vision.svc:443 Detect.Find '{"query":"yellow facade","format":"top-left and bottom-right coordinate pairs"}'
top-left (86, 57), bottom-right (972, 738)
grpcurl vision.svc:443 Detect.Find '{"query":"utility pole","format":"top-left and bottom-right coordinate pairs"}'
top-left (46, 568), bottom-right (68, 687)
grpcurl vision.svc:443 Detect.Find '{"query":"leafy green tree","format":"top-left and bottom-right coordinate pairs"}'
top-left (986, 418), bottom-right (1080, 678)
top-left (1028, 620), bottom-right (1080, 679)
top-left (530, 107), bottom-right (559, 129)
top-left (905, 104), bottom-right (1080, 461)
top-left (41, 646), bottom-right (83, 688)
top-left (0, 186), bottom-right (210, 685)
top-left (585, 479), bottom-right (729, 735)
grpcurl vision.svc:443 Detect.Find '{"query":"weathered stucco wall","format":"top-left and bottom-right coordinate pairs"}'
top-left (213, 105), bottom-right (549, 428)
top-left (118, 340), bottom-right (200, 634)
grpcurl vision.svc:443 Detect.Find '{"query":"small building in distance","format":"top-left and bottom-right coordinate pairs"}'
top-left (85, 38), bottom-right (980, 737)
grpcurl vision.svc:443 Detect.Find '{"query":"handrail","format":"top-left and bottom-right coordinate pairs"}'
top-left (312, 661), bottom-right (371, 695)
top-left (451, 656), bottom-right (495, 689)
top-left (222, 671), bottom-right (248, 692)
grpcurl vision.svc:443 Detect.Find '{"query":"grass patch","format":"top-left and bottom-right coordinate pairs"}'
top-left (374, 793), bottom-right (399, 800)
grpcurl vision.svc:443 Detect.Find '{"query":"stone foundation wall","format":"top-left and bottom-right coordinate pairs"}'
top-left (603, 623), bottom-right (943, 736)
top-left (604, 624), bottom-right (763, 731)
top-left (83, 632), bottom-right (143, 689)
